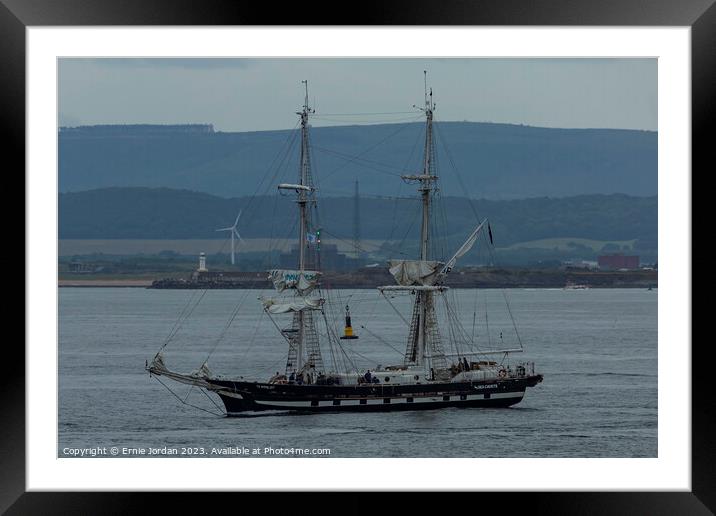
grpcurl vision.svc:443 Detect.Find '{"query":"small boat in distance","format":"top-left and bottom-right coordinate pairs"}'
top-left (564, 280), bottom-right (589, 290)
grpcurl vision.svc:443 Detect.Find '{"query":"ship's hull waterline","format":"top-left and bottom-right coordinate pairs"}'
top-left (209, 375), bottom-right (543, 415)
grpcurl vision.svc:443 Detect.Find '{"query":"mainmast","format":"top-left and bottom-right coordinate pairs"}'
top-left (399, 71), bottom-right (444, 374)
top-left (385, 74), bottom-right (501, 373)
top-left (419, 71), bottom-right (435, 260)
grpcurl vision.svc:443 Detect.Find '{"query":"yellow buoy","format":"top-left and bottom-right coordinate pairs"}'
top-left (340, 304), bottom-right (359, 340)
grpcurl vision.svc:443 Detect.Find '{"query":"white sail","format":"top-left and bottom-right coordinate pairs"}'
top-left (268, 269), bottom-right (321, 294)
top-left (441, 219), bottom-right (487, 274)
top-left (261, 296), bottom-right (324, 314)
top-left (388, 259), bottom-right (443, 286)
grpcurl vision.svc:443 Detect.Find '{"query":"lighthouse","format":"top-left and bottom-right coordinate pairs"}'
top-left (197, 252), bottom-right (208, 272)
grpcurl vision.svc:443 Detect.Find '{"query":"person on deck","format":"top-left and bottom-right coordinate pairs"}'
top-left (364, 369), bottom-right (372, 383)
top-left (463, 357), bottom-right (470, 371)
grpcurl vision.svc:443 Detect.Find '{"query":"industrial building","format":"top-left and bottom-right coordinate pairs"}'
top-left (597, 254), bottom-right (640, 270)
top-left (278, 243), bottom-right (365, 271)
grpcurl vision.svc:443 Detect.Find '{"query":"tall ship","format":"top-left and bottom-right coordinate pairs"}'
top-left (148, 76), bottom-right (543, 414)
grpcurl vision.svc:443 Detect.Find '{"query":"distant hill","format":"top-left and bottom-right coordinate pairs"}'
top-left (59, 188), bottom-right (657, 262)
top-left (58, 122), bottom-right (657, 199)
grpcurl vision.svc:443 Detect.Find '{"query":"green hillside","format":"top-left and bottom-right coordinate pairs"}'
top-left (59, 187), bottom-right (657, 265)
top-left (58, 122), bottom-right (657, 199)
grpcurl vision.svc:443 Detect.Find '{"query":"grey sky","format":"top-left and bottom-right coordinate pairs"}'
top-left (58, 58), bottom-right (657, 132)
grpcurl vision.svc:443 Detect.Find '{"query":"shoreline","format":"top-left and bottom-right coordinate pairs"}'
top-left (58, 270), bottom-right (658, 290)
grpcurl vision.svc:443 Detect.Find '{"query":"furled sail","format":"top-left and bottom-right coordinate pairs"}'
top-left (151, 352), bottom-right (167, 372)
top-left (388, 260), bottom-right (444, 286)
top-left (190, 361), bottom-right (213, 379)
top-left (147, 353), bottom-right (213, 389)
top-left (268, 269), bottom-right (321, 294)
top-left (261, 296), bottom-right (324, 314)
top-left (441, 219), bottom-right (487, 274)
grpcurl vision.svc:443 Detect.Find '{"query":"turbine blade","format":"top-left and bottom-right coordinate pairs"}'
top-left (233, 210), bottom-right (243, 228)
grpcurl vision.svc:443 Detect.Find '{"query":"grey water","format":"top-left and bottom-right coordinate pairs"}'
top-left (59, 287), bottom-right (657, 458)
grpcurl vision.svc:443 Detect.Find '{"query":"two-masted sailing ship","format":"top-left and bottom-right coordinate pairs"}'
top-left (148, 76), bottom-right (543, 414)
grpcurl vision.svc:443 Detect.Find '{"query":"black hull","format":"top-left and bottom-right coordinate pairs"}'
top-left (209, 375), bottom-right (543, 415)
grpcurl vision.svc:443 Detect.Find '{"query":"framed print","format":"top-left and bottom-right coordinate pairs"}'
top-left (6, 0), bottom-right (711, 512)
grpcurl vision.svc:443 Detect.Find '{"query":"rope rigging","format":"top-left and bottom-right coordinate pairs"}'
top-left (152, 375), bottom-right (225, 417)
top-left (432, 120), bottom-right (524, 352)
top-left (153, 99), bottom-right (525, 390)
top-left (154, 119), bottom-right (304, 366)
top-left (312, 117), bottom-right (422, 183)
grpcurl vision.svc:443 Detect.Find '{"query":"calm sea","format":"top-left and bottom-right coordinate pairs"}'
top-left (59, 287), bottom-right (657, 458)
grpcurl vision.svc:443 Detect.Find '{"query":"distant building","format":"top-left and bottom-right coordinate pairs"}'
top-left (562, 260), bottom-right (599, 270)
top-left (191, 270), bottom-right (267, 284)
top-left (68, 261), bottom-right (94, 273)
top-left (279, 243), bottom-right (364, 271)
top-left (598, 254), bottom-right (639, 270)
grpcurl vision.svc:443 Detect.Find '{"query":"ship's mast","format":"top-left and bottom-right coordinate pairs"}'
top-left (274, 82), bottom-right (324, 379)
top-left (402, 71), bottom-right (441, 373)
top-left (417, 73), bottom-right (434, 370)
top-left (419, 71), bottom-right (435, 260)
top-left (295, 80), bottom-right (313, 373)
top-left (298, 80), bottom-right (311, 273)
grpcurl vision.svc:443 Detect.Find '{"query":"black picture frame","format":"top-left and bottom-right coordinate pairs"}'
top-left (5, 0), bottom-right (709, 513)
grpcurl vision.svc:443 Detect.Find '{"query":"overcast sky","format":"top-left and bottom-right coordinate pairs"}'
top-left (58, 58), bottom-right (657, 132)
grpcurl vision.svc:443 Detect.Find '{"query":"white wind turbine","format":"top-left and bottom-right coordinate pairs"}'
top-left (216, 210), bottom-right (244, 265)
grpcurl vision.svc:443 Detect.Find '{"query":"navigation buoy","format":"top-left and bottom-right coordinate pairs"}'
top-left (340, 304), bottom-right (359, 340)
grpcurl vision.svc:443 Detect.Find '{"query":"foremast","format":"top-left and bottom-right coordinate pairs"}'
top-left (297, 81), bottom-right (311, 275)
top-left (272, 81), bottom-right (324, 379)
